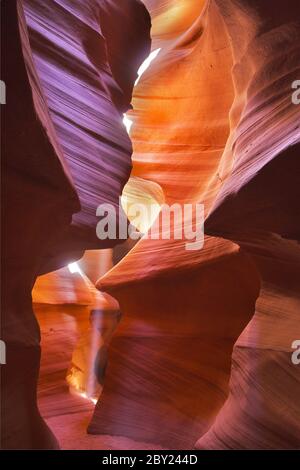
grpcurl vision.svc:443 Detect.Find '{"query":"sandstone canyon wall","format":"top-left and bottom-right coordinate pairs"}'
top-left (90, 0), bottom-right (300, 449)
top-left (1, 0), bottom-right (151, 448)
top-left (1, 0), bottom-right (300, 450)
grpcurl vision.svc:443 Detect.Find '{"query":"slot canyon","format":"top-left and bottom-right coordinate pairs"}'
top-left (1, 0), bottom-right (300, 450)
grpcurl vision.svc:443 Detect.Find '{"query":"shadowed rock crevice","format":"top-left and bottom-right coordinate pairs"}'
top-left (1, 0), bottom-right (300, 450)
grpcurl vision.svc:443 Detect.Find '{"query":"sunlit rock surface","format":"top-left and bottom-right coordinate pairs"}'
top-left (90, 0), bottom-right (300, 449)
top-left (23, 0), bottom-right (151, 260)
top-left (1, 0), bottom-right (150, 449)
top-left (2, 0), bottom-right (300, 450)
top-left (196, 234), bottom-right (300, 449)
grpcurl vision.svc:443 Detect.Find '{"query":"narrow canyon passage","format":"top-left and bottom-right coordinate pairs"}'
top-left (35, 304), bottom-right (163, 450)
top-left (1, 0), bottom-right (300, 451)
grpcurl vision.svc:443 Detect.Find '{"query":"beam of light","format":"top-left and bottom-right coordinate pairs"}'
top-left (68, 49), bottom-right (161, 408)
top-left (78, 391), bottom-right (98, 406)
top-left (67, 261), bottom-right (104, 407)
top-left (123, 113), bottom-right (133, 134)
top-left (68, 262), bottom-right (83, 275)
top-left (68, 374), bottom-right (99, 406)
top-left (123, 48), bottom-right (161, 135)
top-left (135, 48), bottom-right (161, 86)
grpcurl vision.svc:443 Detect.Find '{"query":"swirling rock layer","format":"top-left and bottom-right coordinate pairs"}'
top-left (1, 0), bottom-right (150, 449)
top-left (90, 0), bottom-right (300, 450)
top-left (2, 0), bottom-right (300, 450)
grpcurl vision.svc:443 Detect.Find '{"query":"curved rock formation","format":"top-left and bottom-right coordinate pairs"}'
top-left (1, 0), bottom-right (150, 449)
top-left (89, 0), bottom-right (300, 450)
top-left (196, 234), bottom-right (300, 449)
top-left (2, 0), bottom-right (300, 450)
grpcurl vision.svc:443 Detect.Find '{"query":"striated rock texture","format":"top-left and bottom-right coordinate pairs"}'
top-left (196, 234), bottom-right (300, 449)
top-left (89, 0), bottom-right (300, 450)
top-left (1, 0), bottom-right (150, 449)
top-left (2, 0), bottom-right (300, 450)
top-left (23, 0), bottom-right (151, 266)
